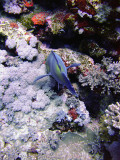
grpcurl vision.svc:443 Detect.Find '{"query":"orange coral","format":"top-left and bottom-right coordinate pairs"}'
top-left (31, 12), bottom-right (49, 25)
top-left (23, 0), bottom-right (33, 7)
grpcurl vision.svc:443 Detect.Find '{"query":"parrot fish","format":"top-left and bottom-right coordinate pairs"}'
top-left (33, 51), bottom-right (80, 97)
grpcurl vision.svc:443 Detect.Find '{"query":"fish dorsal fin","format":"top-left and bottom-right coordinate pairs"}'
top-left (61, 72), bottom-right (78, 97)
top-left (52, 51), bottom-right (62, 71)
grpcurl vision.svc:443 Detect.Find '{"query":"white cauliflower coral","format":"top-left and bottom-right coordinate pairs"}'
top-left (3, 0), bottom-right (22, 14)
top-left (105, 102), bottom-right (120, 130)
top-left (3, 0), bottom-right (28, 14)
top-left (5, 38), bottom-right (38, 61)
top-left (16, 41), bottom-right (38, 60)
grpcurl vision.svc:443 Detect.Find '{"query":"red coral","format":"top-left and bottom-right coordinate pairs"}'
top-left (10, 22), bottom-right (19, 29)
top-left (67, 0), bottom-right (96, 16)
top-left (31, 12), bottom-right (49, 25)
top-left (23, 0), bottom-right (33, 7)
top-left (68, 108), bottom-right (78, 120)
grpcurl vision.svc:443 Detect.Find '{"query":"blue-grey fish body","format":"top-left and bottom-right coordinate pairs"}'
top-left (34, 51), bottom-right (80, 97)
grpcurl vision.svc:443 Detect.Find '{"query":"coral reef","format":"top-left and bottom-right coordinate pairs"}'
top-left (0, 18), bottom-right (39, 61)
top-left (0, 52), bottom-right (47, 112)
top-left (104, 102), bottom-right (120, 131)
top-left (5, 37), bottom-right (38, 60)
top-left (0, 0), bottom-right (120, 159)
top-left (3, 0), bottom-right (30, 14)
top-left (83, 40), bottom-right (107, 57)
top-left (46, 11), bottom-right (66, 35)
top-left (0, 18), bottom-right (34, 42)
top-left (79, 57), bottom-right (120, 94)
top-left (51, 97), bottom-right (90, 132)
top-left (99, 102), bottom-right (120, 159)
top-left (94, 4), bottom-right (112, 23)
top-left (66, 0), bottom-right (120, 60)
top-left (19, 12), bottom-right (35, 29)
top-left (99, 102), bottom-right (120, 144)
top-left (0, 44), bottom-right (92, 159)
top-left (38, 46), bottom-right (94, 75)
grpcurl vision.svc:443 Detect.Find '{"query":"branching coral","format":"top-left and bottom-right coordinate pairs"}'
top-left (79, 57), bottom-right (120, 94)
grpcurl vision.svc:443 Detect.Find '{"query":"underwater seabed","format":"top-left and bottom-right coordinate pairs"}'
top-left (0, 0), bottom-right (120, 160)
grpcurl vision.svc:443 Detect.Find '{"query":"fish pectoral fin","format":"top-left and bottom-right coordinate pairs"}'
top-left (61, 72), bottom-right (78, 97)
top-left (33, 73), bottom-right (51, 84)
top-left (67, 63), bottom-right (80, 70)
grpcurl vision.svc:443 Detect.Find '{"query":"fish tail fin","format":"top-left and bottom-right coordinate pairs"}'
top-left (61, 72), bottom-right (78, 97)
